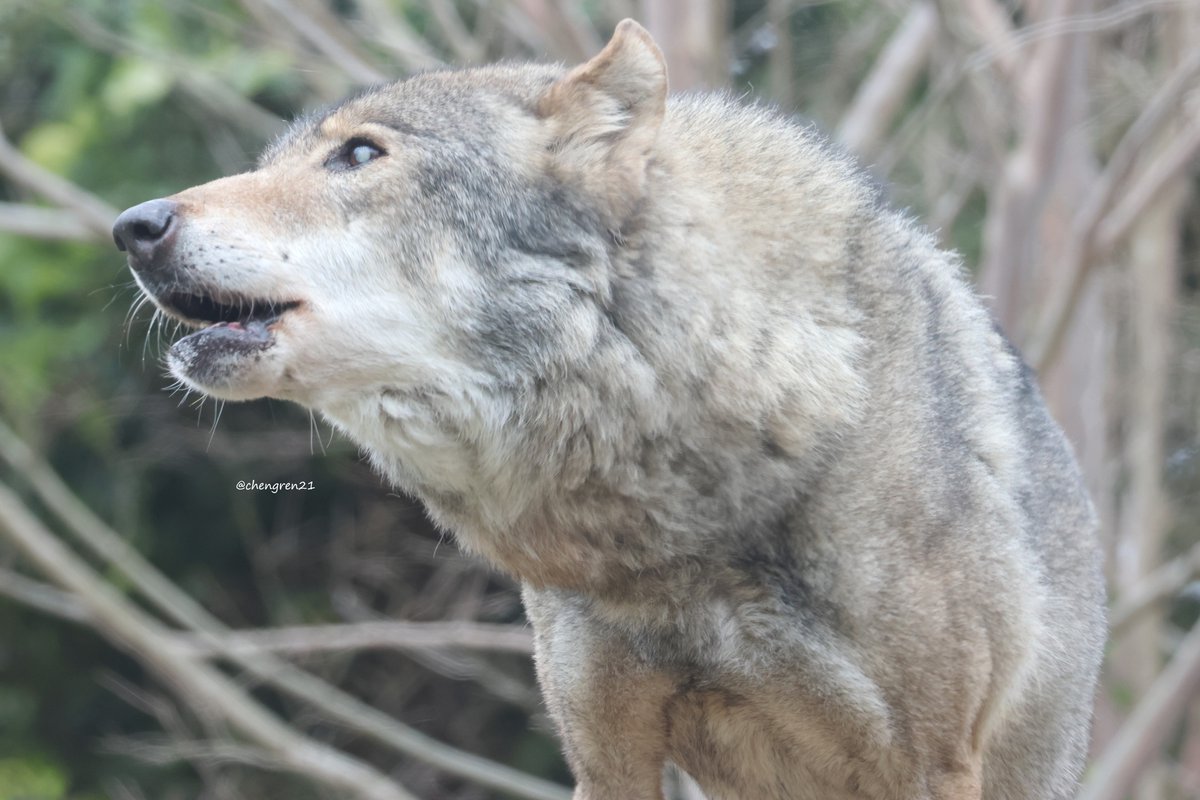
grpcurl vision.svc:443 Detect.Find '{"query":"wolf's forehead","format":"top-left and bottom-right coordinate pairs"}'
top-left (258, 64), bottom-right (563, 166)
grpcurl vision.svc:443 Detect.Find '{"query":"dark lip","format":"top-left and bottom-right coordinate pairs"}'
top-left (168, 317), bottom-right (277, 383)
top-left (156, 289), bottom-right (301, 328)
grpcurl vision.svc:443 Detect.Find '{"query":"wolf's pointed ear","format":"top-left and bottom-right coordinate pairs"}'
top-left (539, 19), bottom-right (667, 225)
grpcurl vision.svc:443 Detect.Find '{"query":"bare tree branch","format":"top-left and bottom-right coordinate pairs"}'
top-left (103, 735), bottom-right (285, 772)
top-left (0, 418), bottom-right (572, 800)
top-left (1096, 113), bottom-right (1200, 251)
top-left (836, 2), bottom-right (939, 160)
top-left (959, 0), bottom-right (1021, 80)
top-left (428, 0), bottom-right (485, 63)
top-left (1078, 619), bottom-right (1200, 800)
top-left (353, 0), bottom-right (444, 72)
top-left (1018, 45), bottom-right (1200, 369)
top-left (99, 674), bottom-right (252, 795)
top-left (0, 123), bottom-right (118, 237)
top-left (0, 564), bottom-right (89, 622)
top-left (1028, 108), bottom-right (1200, 370)
top-left (62, 11), bottom-right (284, 142)
top-left (240, 0), bottom-right (390, 85)
top-left (174, 619), bottom-right (534, 657)
top-left (0, 202), bottom-right (103, 243)
top-left (0, 567), bottom-right (532, 655)
top-left (1111, 541), bottom-right (1200, 638)
top-left (0, 481), bottom-right (418, 800)
top-left (978, 0), bottom-right (1089, 336)
top-left (0, 566), bottom-right (537, 717)
top-left (511, 0), bottom-right (601, 62)
top-left (1089, 47), bottom-right (1200, 230)
top-left (964, 0), bottom-right (1191, 73)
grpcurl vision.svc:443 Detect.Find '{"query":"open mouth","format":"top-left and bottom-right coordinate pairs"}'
top-left (163, 290), bottom-right (301, 330)
top-left (158, 288), bottom-right (302, 349)
top-left (155, 288), bottom-right (303, 393)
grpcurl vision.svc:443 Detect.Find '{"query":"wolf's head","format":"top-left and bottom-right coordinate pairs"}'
top-left (115, 20), bottom-right (665, 410)
top-left (116, 19), bottom-right (867, 579)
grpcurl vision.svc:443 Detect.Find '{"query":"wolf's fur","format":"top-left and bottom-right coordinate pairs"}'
top-left (121, 20), bottom-right (1106, 800)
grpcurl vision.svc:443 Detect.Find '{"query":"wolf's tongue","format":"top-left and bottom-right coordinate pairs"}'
top-left (190, 319), bottom-right (272, 343)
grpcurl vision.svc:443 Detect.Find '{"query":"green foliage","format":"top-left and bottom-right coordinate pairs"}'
top-left (0, 234), bottom-right (113, 424)
top-left (0, 756), bottom-right (68, 800)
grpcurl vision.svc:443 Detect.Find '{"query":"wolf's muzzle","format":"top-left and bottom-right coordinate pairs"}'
top-left (113, 198), bottom-right (179, 273)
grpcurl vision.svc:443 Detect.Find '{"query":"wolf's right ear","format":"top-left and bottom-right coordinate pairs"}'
top-left (539, 19), bottom-right (667, 225)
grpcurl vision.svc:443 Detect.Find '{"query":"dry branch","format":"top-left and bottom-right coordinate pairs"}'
top-left (241, 0), bottom-right (389, 85)
top-left (964, 0), bottom-right (1190, 73)
top-left (353, 0), bottom-right (444, 72)
top-left (0, 567), bottom-right (532, 655)
top-left (511, 0), bottom-right (600, 62)
top-left (0, 566), bottom-right (533, 716)
top-left (978, 0), bottom-right (1088, 334)
top-left (174, 619), bottom-right (534, 658)
top-left (0, 123), bottom-right (118, 237)
top-left (98, 674), bottom-right (269, 795)
top-left (102, 736), bottom-right (285, 772)
top-left (1096, 113), bottom-right (1200, 252)
top-left (1111, 541), bottom-right (1200, 638)
top-left (0, 202), bottom-right (105, 243)
top-left (0, 482), bottom-right (418, 800)
top-left (1026, 49), bottom-right (1200, 370)
top-left (959, 0), bottom-right (1021, 80)
top-left (63, 11), bottom-right (284, 142)
top-left (0, 564), bottom-right (89, 622)
top-left (0, 419), bottom-right (572, 800)
top-left (1028, 110), bottom-right (1200, 370)
top-left (428, 0), bottom-right (485, 63)
top-left (1078, 619), bottom-right (1200, 800)
top-left (836, 1), bottom-right (939, 160)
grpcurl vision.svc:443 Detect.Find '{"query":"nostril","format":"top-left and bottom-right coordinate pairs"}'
top-left (131, 221), bottom-right (162, 240)
top-left (113, 198), bottom-right (179, 264)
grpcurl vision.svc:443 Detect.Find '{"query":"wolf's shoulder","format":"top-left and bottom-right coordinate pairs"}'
top-left (662, 92), bottom-right (879, 202)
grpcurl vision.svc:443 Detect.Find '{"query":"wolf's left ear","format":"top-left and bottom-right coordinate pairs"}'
top-left (539, 19), bottom-right (667, 225)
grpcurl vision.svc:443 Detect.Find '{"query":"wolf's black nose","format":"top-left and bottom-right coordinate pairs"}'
top-left (112, 198), bottom-right (178, 268)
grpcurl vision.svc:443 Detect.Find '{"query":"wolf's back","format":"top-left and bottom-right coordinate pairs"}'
top-left (646, 94), bottom-right (1106, 797)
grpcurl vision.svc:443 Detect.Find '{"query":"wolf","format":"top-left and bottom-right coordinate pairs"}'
top-left (113, 19), bottom-right (1106, 800)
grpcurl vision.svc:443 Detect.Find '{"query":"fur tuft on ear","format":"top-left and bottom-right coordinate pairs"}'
top-left (539, 19), bottom-right (668, 226)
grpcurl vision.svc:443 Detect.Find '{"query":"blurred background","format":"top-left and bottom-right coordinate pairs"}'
top-left (0, 1), bottom-right (1198, 798)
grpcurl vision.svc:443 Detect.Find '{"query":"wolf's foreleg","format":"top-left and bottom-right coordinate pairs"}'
top-left (524, 586), bottom-right (675, 800)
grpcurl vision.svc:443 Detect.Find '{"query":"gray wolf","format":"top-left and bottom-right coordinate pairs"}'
top-left (114, 20), bottom-right (1106, 800)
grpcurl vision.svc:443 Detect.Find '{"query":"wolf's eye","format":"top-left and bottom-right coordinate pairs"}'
top-left (327, 138), bottom-right (385, 171)
top-left (351, 144), bottom-right (379, 165)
